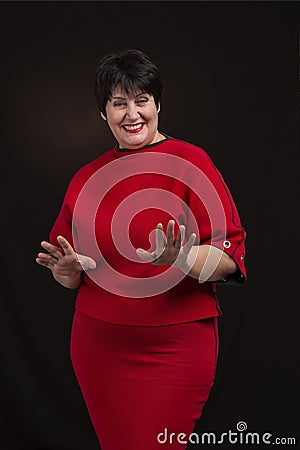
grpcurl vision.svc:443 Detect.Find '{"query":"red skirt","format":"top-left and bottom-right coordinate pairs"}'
top-left (70, 310), bottom-right (219, 450)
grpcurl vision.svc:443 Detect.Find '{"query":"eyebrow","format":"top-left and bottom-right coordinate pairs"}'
top-left (111, 93), bottom-right (149, 100)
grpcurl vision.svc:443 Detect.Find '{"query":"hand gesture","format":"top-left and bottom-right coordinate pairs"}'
top-left (36, 235), bottom-right (96, 286)
top-left (136, 220), bottom-right (196, 268)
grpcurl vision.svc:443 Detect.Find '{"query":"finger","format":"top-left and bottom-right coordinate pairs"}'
top-left (37, 252), bottom-right (58, 263)
top-left (41, 241), bottom-right (64, 259)
top-left (136, 248), bottom-right (157, 263)
top-left (155, 224), bottom-right (166, 252)
top-left (174, 225), bottom-right (185, 249)
top-left (182, 233), bottom-right (197, 256)
top-left (36, 257), bottom-right (55, 270)
top-left (57, 236), bottom-right (76, 256)
top-left (166, 220), bottom-right (175, 248)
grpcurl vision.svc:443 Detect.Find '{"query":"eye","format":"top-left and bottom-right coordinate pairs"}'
top-left (113, 101), bottom-right (127, 109)
top-left (136, 97), bottom-right (149, 105)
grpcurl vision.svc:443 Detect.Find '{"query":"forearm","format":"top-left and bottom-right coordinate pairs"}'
top-left (52, 270), bottom-right (82, 289)
top-left (182, 245), bottom-right (237, 282)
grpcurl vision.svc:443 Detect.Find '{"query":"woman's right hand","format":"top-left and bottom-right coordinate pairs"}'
top-left (36, 235), bottom-right (96, 289)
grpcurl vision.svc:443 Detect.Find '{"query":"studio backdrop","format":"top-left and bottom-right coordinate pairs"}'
top-left (0, 1), bottom-right (299, 449)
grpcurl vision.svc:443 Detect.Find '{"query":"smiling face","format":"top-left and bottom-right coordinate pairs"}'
top-left (101, 87), bottom-right (163, 150)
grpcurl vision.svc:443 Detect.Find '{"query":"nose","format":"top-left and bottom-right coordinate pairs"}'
top-left (125, 102), bottom-right (140, 122)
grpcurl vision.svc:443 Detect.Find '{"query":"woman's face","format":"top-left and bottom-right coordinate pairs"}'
top-left (101, 87), bottom-right (161, 150)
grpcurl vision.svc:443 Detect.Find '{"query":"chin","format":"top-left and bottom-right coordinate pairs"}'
top-left (118, 127), bottom-right (152, 148)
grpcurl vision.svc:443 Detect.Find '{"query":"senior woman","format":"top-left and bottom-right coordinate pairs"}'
top-left (36, 49), bottom-right (246, 450)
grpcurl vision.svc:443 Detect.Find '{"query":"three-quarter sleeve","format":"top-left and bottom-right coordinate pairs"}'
top-left (184, 146), bottom-right (246, 285)
top-left (49, 171), bottom-right (84, 250)
top-left (49, 198), bottom-right (74, 249)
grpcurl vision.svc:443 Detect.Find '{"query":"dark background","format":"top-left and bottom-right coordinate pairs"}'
top-left (0, 1), bottom-right (299, 449)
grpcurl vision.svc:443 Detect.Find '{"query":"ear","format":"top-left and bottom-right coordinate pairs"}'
top-left (157, 103), bottom-right (161, 113)
top-left (100, 111), bottom-right (107, 121)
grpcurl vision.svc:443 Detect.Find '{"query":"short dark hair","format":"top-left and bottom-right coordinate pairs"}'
top-left (95, 49), bottom-right (162, 116)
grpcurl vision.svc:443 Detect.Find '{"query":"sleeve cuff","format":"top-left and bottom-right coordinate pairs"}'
top-left (214, 268), bottom-right (247, 286)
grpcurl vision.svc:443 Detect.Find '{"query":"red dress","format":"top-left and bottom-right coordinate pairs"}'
top-left (50, 134), bottom-right (246, 449)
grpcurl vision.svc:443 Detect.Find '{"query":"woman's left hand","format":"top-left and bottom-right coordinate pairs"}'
top-left (136, 220), bottom-right (196, 267)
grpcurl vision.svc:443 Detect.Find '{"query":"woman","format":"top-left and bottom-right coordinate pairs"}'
top-left (36, 49), bottom-right (246, 450)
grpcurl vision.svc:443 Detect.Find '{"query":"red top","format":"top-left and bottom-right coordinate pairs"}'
top-left (50, 135), bottom-right (246, 326)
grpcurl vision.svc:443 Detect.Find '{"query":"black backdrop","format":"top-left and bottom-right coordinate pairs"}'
top-left (0, 1), bottom-right (299, 449)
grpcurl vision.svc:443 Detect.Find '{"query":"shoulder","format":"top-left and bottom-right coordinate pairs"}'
top-left (60, 149), bottom-right (115, 203)
top-left (162, 135), bottom-right (216, 167)
top-left (69, 148), bottom-right (115, 186)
